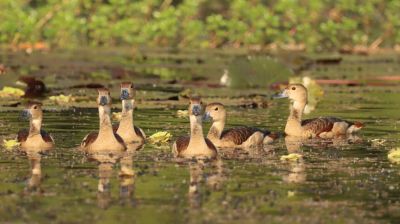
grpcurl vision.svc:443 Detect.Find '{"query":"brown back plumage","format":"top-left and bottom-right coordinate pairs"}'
top-left (40, 130), bottom-right (54, 142)
top-left (301, 117), bottom-right (343, 136)
top-left (17, 129), bottom-right (29, 142)
top-left (81, 132), bottom-right (98, 147)
top-left (220, 127), bottom-right (261, 145)
top-left (205, 138), bottom-right (217, 152)
top-left (175, 136), bottom-right (190, 153)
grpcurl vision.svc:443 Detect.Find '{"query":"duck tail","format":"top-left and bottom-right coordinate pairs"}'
top-left (347, 121), bottom-right (364, 134)
top-left (263, 132), bottom-right (279, 144)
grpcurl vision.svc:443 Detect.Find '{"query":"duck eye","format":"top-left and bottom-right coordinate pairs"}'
top-left (215, 107), bottom-right (218, 111)
top-left (292, 87), bottom-right (296, 90)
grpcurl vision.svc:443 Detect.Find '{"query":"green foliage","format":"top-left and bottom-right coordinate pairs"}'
top-left (0, 0), bottom-right (399, 51)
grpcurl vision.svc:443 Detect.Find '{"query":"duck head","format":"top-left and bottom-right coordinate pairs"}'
top-left (97, 88), bottom-right (112, 106)
top-left (275, 84), bottom-right (308, 103)
top-left (21, 101), bottom-right (43, 120)
top-left (204, 103), bottom-right (226, 122)
top-left (189, 96), bottom-right (204, 118)
top-left (120, 82), bottom-right (135, 100)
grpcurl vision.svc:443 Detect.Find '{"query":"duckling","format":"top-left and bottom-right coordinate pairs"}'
top-left (172, 97), bottom-right (217, 159)
top-left (81, 88), bottom-right (126, 153)
top-left (275, 84), bottom-right (364, 138)
top-left (114, 82), bottom-right (146, 144)
top-left (17, 102), bottom-right (54, 150)
top-left (205, 103), bottom-right (276, 148)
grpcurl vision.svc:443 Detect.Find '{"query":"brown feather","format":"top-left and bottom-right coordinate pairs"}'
top-left (17, 129), bottom-right (29, 142)
top-left (175, 136), bottom-right (190, 153)
top-left (134, 126), bottom-right (144, 139)
top-left (114, 133), bottom-right (125, 145)
top-left (205, 138), bottom-right (217, 152)
top-left (301, 117), bottom-right (343, 136)
top-left (220, 127), bottom-right (261, 145)
top-left (40, 130), bottom-right (53, 143)
top-left (82, 132), bottom-right (98, 147)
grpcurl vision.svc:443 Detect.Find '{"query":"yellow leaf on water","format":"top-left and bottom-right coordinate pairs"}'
top-left (148, 131), bottom-right (172, 144)
top-left (388, 148), bottom-right (400, 164)
top-left (3, 139), bottom-right (20, 150)
top-left (49, 94), bottom-right (76, 104)
top-left (280, 153), bottom-right (303, 162)
top-left (287, 191), bottom-right (296, 197)
top-left (176, 110), bottom-right (188, 118)
top-left (112, 112), bottom-right (122, 121)
top-left (0, 87), bottom-right (24, 98)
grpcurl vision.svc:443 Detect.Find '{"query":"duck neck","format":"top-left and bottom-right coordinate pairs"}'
top-left (208, 120), bottom-right (225, 141)
top-left (29, 117), bottom-right (42, 136)
top-left (188, 115), bottom-right (207, 146)
top-left (119, 100), bottom-right (134, 130)
top-left (285, 100), bottom-right (306, 134)
top-left (98, 106), bottom-right (114, 137)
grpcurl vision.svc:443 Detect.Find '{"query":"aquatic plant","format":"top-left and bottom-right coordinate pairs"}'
top-left (0, 0), bottom-right (399, 51)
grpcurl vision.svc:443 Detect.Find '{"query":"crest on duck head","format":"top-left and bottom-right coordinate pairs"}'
top-left (120, 82), bottom-right (134, 89)
top-left (189, 96), bottom-right (202, 104)
top-left (97, 87), bottom-right (110, 95)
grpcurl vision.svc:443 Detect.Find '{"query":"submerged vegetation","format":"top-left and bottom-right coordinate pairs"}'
top-left (1, 0), bottom-right (400, 51)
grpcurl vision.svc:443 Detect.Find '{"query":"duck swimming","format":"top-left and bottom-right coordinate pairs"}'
top-left (275, 84), bottom-right (364, 138)
top-left (172, 97), bottom-right (217, 159)
top-left (17, 102), bottom-right (54, 150)
top-left (204, 103), bottom-right (276, 148)
top-left (114, 82), bottom-right (146, 145)
top-left (81, 88), bottom-right (126, 153)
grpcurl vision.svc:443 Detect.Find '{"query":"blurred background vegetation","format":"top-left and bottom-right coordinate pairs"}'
top-left (1, 0), bottom-right (400, 52)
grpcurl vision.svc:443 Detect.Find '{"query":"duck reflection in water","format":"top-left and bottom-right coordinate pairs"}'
top-left (84, 143), bottom-right (143, 209)
top-left (282, 135), bottom-right (364, 184)
top-left (16, 101), bottom-right (54, 194)
top-left (187, 158), bottom-right (225, 209)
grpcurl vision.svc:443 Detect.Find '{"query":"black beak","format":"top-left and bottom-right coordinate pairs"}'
top-left (21, 109), bottom-right (31, 120)
top-left (191, 105), bottom-right (201, 116)
top-left (203, 112), bottom-right (211, 121)
top-left (120, 89), bottom-right (129, 100)
top-left (99, 96), bottom-right (108, 106)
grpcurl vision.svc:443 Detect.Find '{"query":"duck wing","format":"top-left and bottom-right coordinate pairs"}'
top-left (40, 130), bottom-right (54, 143)
top-left (174, 136), bottom-right (190, 153)
top-left (17, 129), bottom-right (29, 142)
top-left (301, 117), bottom-right (344, 136)
top-left (81, 132), bottom-right (98, 147)
top-left (220, 127), bottom-right (261, 145)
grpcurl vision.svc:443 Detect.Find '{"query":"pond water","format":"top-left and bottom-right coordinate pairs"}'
top-left (0, 85), bottom-right (399, 224)
top-left (0, 50), bottom-right (400, 223)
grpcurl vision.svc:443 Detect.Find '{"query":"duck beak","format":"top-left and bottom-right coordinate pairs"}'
top-left (21, 109), bottom-right (31, 120)
top-left (99, 96), bottom-right (108, 106)
top-left (120, 89), bottom-right (129, 100)
top-left (273, 89), bottom-right (288, 99)
top-left (203, 112), bottom-right (211, 121)
top-left (191, 105), bottom-right (201, 116)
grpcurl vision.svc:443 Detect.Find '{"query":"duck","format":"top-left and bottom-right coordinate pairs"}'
top-left (275, 84), bottom-right (364, 138)
top-left (172, 97), bottom-right (217, 159)
top-left (114, 82), bottom-right (146, 144)
top-left (81, 88), bottom-right (126, 153)
top-left (17, 102), bottom-right (54, 150)
top-left (204, 103), bottom-right (276, 148)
